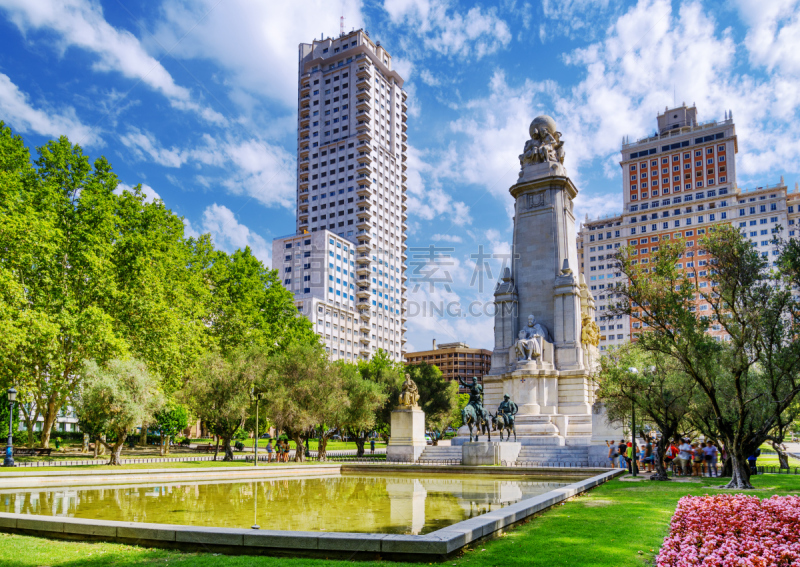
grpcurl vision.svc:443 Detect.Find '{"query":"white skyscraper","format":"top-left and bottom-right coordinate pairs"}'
top-left (273, 29), bottom-right (408, 362)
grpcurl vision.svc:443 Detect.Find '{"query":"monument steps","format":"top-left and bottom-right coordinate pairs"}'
top-left (516, 446), bottom-right (589, 466)
top-left (417, 446), bottom-right (462, 463)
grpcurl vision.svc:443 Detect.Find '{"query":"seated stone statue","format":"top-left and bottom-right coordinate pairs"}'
top-left (515, 329), bottom-right (540, 361)
top-left (514, 313), bottom-right (551, 362)
top-left (398, 374), bottom-right (420, 407)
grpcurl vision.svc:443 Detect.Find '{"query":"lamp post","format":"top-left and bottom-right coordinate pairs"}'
top-left (627, 366), bottom-right (655, 477)
top-left (4, 387), bottom-right (17, 468)
top-left (253, 392), bottom-right (263, 468)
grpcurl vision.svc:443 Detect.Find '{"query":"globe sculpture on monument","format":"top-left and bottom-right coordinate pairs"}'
top-left (455, 115), bottom-right (620, 465)
top-left (387, 375), bottom-right (427, 462)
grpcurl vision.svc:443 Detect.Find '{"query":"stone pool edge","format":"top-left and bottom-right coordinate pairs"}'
top-left (0, 468), bottom-right (624, 559)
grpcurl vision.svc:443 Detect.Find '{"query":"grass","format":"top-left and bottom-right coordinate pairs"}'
top-left (0, 473), bottom-right (798, 566)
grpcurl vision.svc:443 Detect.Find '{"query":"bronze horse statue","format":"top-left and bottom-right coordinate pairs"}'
top-left (491, 412), bottom-right (517, 442)
top-left (461, 404), bottom-right (491, 442)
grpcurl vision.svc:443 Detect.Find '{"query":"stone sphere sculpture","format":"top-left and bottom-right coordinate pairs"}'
top-left (529, 115), bottom-right (558, 139)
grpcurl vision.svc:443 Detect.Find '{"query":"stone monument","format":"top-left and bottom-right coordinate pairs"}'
top-left (387, 374), bottom-right (427, 462)
top-left (456, 115), bottom-right (621, 463)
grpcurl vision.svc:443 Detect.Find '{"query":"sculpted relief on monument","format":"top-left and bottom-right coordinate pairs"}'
top-left (518, 115), bottom-right (566, 178)
top-left (514, 314), bottom-right (552, 362)
top-left (581, 313), bottom-right (600, 348)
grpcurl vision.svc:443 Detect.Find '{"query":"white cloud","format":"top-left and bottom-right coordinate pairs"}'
top-left (0, 73), bottom-right (100, 145)
top-left (115, 182), bottom-right (162, 204)
top-left (538, 0), bottom-right (616, 42)
top-left (383, 0), bottom-right (511, 60)
top-left (0, 0), bottom-right (224, 124)
top-left (405, 144), bottom-right (473, 225)
top-left (119, 129), bottom-right (297, 209)
top-left (151, 0), bottom-right (364, 108)
top-left (430, 233), bottom-right (462, 242)
top-left (193, 203), bottom-right (271, 265)
top-left (419, 69), bottom-right (441, 86)
top-left (736, 0), bottom-right (800, 76)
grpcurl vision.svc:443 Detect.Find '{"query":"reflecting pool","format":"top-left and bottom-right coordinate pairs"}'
top-left (0, 472), bottom-right (577, 534)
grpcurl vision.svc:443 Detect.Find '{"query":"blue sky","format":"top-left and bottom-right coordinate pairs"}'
top-left (1, 0), bottom-right (799, 353)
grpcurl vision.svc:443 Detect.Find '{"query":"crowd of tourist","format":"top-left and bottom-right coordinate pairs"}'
top-left (605, 436), bottom-right (733, 477)
top-left (265, 439), bottom-right (292, 463)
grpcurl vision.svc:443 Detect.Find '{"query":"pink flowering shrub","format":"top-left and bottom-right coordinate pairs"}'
top-left (657, 494), bottom-right (800, 566)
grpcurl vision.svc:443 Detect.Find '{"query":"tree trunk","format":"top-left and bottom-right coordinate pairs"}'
top-left (93, 437), bottom-right (100, 458)
top-left (222, 437), bottom-right (234, 461)
top-left (98, 434), bottom-right (106, 455)
top-left (39, 403), bottom-right (58, 448)
top-left (19, 402), bottom-right (39, 447)
top-left (292, 433), bottom-right (305, 462)
top-left (353, 434), bottom-right (366, 457)
top-left (721, 454), bottom-right (732, 477)
top-left (213, 437), bottom-right (220, 461)
top-left (104, 436), bottom-right (126, 466)
top-left (721, 454), bottom-right (754, 489)
top-left (139, 422), bottom-right (148, 446)
top-left (82, 434), bottom-right (89, 453)
top-left (770, 442), bottom-right (790, 469)
top-left (159, 434), bottom-right (166, 456)
top-left (650, 438), bottom-right (670, 481)
top-left (318, 436), bottom-right (329, 461)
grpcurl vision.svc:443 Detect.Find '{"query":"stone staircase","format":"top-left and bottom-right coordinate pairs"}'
top-left (417, 445), bottom-right (462, 464)
top-left (515, 445), bottom-right (590, 467)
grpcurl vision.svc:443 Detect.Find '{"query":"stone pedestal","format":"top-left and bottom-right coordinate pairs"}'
top-left (387, 407), bottom-right (426, 462)
top-left (462, 442), bottom-right (522, 466)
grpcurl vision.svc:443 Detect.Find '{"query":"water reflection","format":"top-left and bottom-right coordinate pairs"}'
top-left (0, 473), bottom-right (572, 535)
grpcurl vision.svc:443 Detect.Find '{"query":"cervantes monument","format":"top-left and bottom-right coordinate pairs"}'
top-left (472, 115), bottom-right (616, 459)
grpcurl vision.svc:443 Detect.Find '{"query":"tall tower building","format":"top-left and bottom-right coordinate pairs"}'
top-left (578, 104), bottom-right (796, 349)
top-left (273, 29), bottom-right (408, 362)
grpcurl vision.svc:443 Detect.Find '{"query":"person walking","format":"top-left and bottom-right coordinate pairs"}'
top-left (691, 443), bottom-right (704, 476)
top-left (370, 438), bottom-right (375, 455)
top-left (266, 439), bottom-right (274, 463)
top-left (617, 440), bottom-right (628, 470)
top-left (677, 438), bottom-right (693, 476)
top-left (703, 440), bottom-right (717, 477)
top-left (644, 439), bottom-right (654, 472)
top-left (626, 442), bottom-right (634, 474)
top-left (606, 440), bottom-right (619, 468)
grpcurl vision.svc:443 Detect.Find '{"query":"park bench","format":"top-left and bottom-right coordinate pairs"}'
top-left (192, 444), bottom-right (214, 453)
top-left (12, 448), bottom-right (52, 457)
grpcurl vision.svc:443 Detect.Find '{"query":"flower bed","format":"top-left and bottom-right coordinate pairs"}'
top-left (657, 494), bottom-right (800, 566)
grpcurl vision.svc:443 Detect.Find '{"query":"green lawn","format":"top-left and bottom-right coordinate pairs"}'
top-left (0, 473), bottom-right (798, 566)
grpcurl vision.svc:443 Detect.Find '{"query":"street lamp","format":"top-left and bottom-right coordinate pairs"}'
top-left (627, 366), bottom-right (655, 477)
top-left (253, 392), bottom-right (264, 467)
top-left (4, 387), bottom-right (17, 468)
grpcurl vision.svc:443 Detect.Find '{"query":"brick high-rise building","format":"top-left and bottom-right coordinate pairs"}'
top-left (578, 105), bottom-right (797, 350)
top-left (405, 339), bottom-right (492, 394)
top-left (273, 29), bottom-right (408, 362)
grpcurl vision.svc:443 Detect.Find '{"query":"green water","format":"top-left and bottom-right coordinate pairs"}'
top-left (0, 473), bottom-right (575, 535)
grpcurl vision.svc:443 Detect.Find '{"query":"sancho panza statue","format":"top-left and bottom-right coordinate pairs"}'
top-left (398, 374), bottom-right (420, 408)
top-left (514, 314), bottom-right (552, 361)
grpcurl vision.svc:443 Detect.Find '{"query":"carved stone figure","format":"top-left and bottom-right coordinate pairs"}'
top-left (515, 329), bottom-right (540, 360)
top-left (514, 314), bottom-right (552, 362)
top-left (581, 313), bottom-right (600, 347)
top-left (518, 115), bottom-right (565, 167)
top-left (398, 374), bottom-right (420, 408)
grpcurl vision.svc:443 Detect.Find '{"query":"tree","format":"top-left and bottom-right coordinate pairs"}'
top-left (613, 224), bottom-right (800, 488)
top-left (596, 344), bottom-right (695, 480)
top-left (337, 362), bottom-right (388, 457)
top-left (451, 393), bottom-right (470, 430)
top-left (181, 349), bottom-right (259, 461)
top-left (263, 342), bottom-right (346, 461)
top-left (407, 363), bottom-right (458, 445)
top-left (74, 359), bottom-right (163, 465)
top-left (153, 402), bottom-right (189, 456)
top-left (357, 350), bottom-right (404, 440)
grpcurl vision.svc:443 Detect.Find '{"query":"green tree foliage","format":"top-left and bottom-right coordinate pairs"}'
top-left (336, 362), bottom-right (388, 457)
top-left (596, 344), bottom-right (695, 480)
top-left (153, 402), bottom-right (189, 456)
top-left (357, 350), bottom-right (404, 438)
top-left (613, 224), bottom-right (800, 488)
top-left (181, 350), bottom-right (259, 461)
top-left (406, 363), bottom-right (458, 444)
top-left (74, 359), bottom-right (163, 465)
top-left (451, 393), bottom-right (470, 430)
top-left (263, 342), bottom-right (346, 461)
